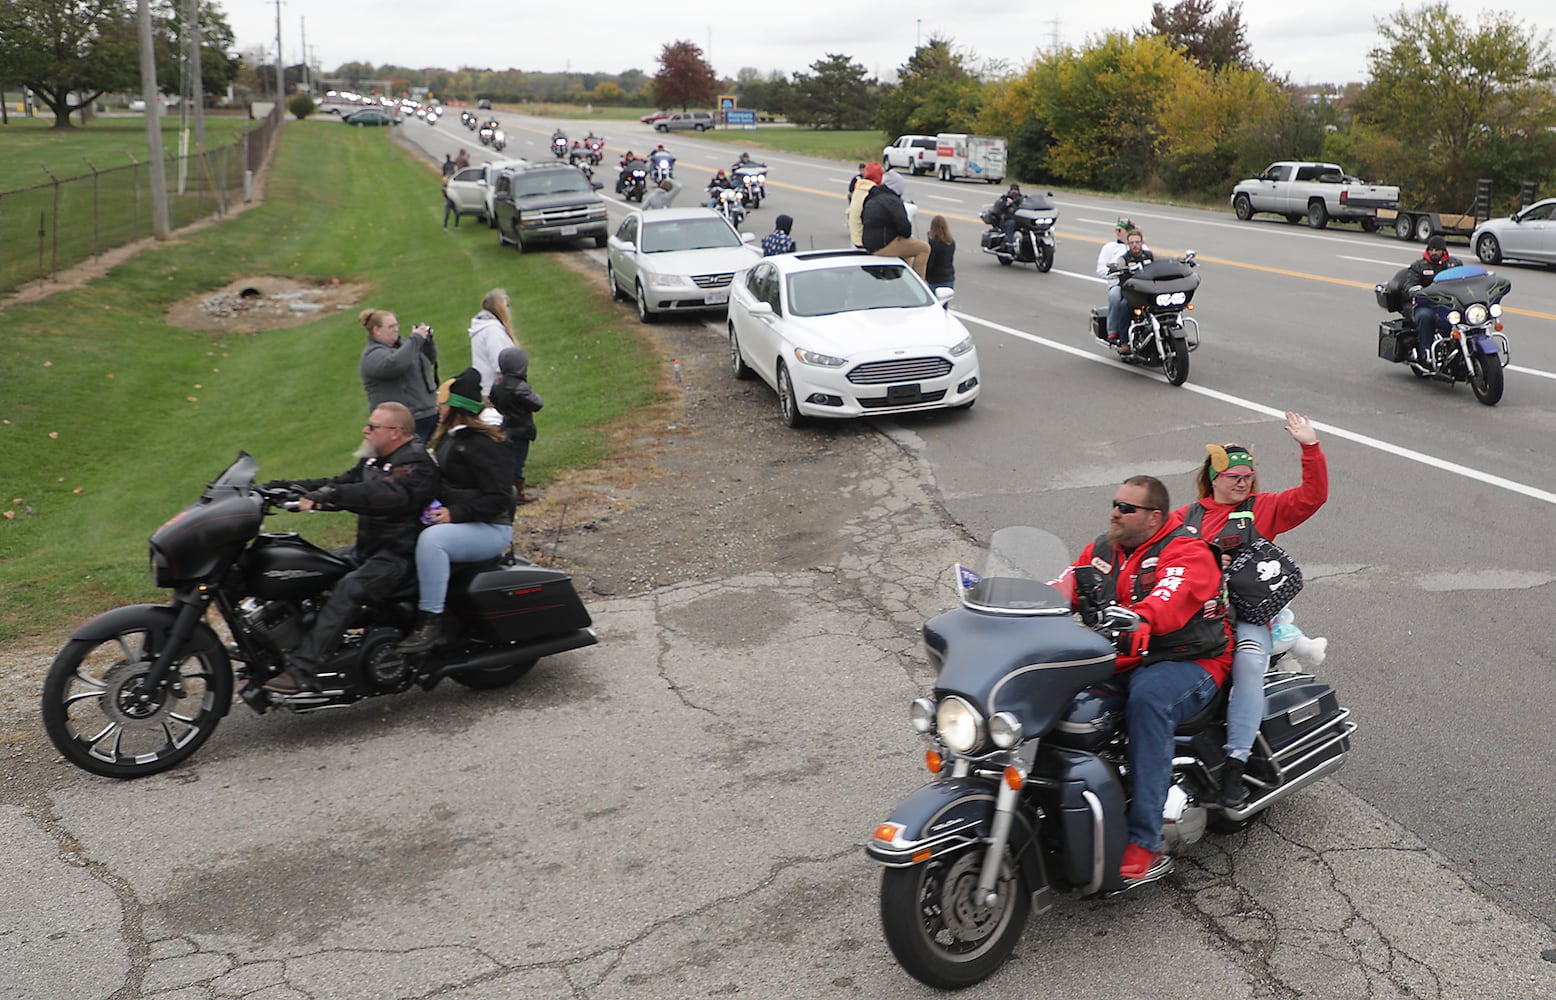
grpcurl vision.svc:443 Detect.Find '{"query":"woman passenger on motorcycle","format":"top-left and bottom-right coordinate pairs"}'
top-left (398, 369), bottom-right (517, 655)
top-left (1172, 412), bottom-right (1328, 808)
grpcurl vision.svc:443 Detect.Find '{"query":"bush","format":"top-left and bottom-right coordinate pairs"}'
top-left (286, 93), bottom-right (316, 120)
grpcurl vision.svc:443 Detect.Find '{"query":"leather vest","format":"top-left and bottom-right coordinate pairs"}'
top-left (1090, 527), bottom-right (1231, 666)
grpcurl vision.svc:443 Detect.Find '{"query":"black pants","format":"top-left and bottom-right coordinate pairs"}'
top-left (291, 550), bottom-right (410, 672)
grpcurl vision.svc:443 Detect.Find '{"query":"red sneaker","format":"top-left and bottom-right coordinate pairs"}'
top-left (1119, 843), bottom-right (1162, 880)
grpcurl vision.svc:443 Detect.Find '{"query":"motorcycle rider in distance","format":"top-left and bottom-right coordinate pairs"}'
top-left (732, 150), bottom-right (754, 173)
top-left (650, 143), bottom-right (676, 179)
top-left (1070, 475), bottom-right (1233, 882)
top-left (1106, 228), bottom-right (1154, 351)
top-left (261, 402), bottom-right (439, 694)
top-left (706, 168), bottom-right (734, 209)
top-left (1096, 218), bottom-right (1140, 344)
top-left (551, 128), bottom-right (567, 153)
top-left (616, 153), bottom-right (647, 195)
top-left (1407, 235), bottom-right (1464, 366)
top-left (991, 184), bottom-right (1026, 251)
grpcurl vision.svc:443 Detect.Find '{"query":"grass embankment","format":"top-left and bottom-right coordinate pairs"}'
top-left (686, 128), bottom-right (888, 167)
top-left (0, 114), bottom-right (254, 192)
top-left (0, 119), bottom-right (662, 645)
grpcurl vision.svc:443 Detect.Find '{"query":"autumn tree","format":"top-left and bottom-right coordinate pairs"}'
top-left (875, 37), bottom-right (986, 137)
top-left (1351, 3), bottom-right (1556, 207)
top-left (1145, 0), bottom-right (1253, 73)
top-left (0, 0), bottom-right (140, 127)
top-left (651, 40), bottom-right (717, 111)
top-left (787, 53), bottom-right (877, 129)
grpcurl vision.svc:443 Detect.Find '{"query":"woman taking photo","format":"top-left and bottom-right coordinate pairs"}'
top-left (398, 368), bottom-right (516, 654)
top-left (1173, 411), bottom-right (1328, 808)
top-left (358, 308), bottom-right (438, 442)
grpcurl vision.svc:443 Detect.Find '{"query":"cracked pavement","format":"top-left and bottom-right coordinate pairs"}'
top-left (5, 303), bottom-right (1556, 1000)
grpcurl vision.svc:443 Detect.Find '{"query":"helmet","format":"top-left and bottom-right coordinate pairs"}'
top-left (716, 168), bottom-right (726, 176)
top-left (656, 143), bottom-right (665, 150)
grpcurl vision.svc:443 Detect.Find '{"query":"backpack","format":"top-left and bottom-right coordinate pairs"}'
top-left (1182, 499), bottom-right (1303, 625)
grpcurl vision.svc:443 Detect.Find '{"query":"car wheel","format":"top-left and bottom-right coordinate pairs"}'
top-left (1361, 217), bottom-right (1379, 233)
top-left (695, 124), bottom-right (706, 131)
top-left (729, 324), bottom-right (754, 380)
top-left (1476, 233), bottom-right (1503, 264)
top-left (510, 226), bottom-right (525, 254)
top-left (607, 263), bottom-right (627, 301)
top-left (1306, 199), bottom-right (1329, 229)
top-left (1232, 194), bottom-right (1253, 221)
top-left (594, 233), bottom-right (608, 249)
top-left (776, 361), bottom-right (804, 427)
top-left (635, 283), bottom-right (657, 324)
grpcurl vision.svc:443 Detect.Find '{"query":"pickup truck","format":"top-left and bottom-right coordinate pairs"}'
top-left (1230, 161), bottom-right (1400, 230)
top-left (882, 135), bottom-right (937, 175)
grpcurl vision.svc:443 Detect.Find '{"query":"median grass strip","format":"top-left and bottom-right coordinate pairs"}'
top-left (0, 119), bottom-right (662, 646)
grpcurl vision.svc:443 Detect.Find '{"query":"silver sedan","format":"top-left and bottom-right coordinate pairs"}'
top-left (1472, 198), bottom-right (1556, 266)
top-left (606, 208), bottom-right (761, 323)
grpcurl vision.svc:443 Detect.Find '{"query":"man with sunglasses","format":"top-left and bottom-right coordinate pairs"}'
top-left (1072, 475), bottom-right (1233, 882)
top-left (260, 402), bottom-right (439, 694)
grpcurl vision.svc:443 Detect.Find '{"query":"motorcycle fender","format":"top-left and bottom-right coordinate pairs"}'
top-left (1469, 333), bottom-right (1499, 355)
top-left (68, 605), bottom-right (233, 716)
top-left (865, 777), bottom-right (1047, 894)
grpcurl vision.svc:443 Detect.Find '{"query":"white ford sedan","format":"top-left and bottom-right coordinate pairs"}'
top-left (727, 250), bottom-right (981, 427)
top-left (606, 208), bottom-right (760, 323)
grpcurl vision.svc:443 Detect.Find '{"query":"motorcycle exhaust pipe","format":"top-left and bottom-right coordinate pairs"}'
top-left (1219, 728), bottom-right (1353, 822)
top-left (420, 628), bottom-right (597, 688)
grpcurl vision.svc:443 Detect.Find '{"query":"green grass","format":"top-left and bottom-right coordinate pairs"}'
top-left (508, 103), bottom-right (666, 122)
top-left (0, 114), bottom-right (253, 192)
top-left (0, 118), bottom-right (663, 645)
top-left (691, 128), bottom-right (889, 166)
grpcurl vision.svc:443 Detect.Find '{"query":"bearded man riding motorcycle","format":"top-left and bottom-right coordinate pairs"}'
top-left (1070, 475), bottom-right (1233, 881)
top-left (261, 402), bottom-right (438, 693)
top-left (1406, 235), bottom-right (1464, 364)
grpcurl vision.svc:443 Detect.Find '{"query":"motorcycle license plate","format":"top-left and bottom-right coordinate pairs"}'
top-left (560, 225), bottom-right (579, 237)
top-left (705, 289), bottom-right (729, 305)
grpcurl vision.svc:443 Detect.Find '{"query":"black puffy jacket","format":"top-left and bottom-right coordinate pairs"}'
top-left (860, 185), bottom-right (911, 253)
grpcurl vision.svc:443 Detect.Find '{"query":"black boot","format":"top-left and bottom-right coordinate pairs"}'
top-left (398, 612), bottom-right (448, 655)
top-left (514, 479), bottom-right (536, 505)
top-left (263, 658), bottom-right (319, 694)
top-left (1219, 757), bottom-right (1249, 809)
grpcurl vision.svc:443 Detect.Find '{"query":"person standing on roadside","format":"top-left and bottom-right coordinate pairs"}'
top-left (453, 148), bottom-right (470, 170)
top-left (467, 288), bottom-right (518, 397)
top-left (358, 308), bottom-right (439, 442)
top-left (441, 154), bottom-right (456, 180)
top-left (925, 215), bottom-right (956, 294)
top-left (489, 347), bottom-right (544, 505)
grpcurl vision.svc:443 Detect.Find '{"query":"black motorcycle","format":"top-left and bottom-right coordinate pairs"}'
top-left (551, 134), bottom-right (568, 159)
top-left (866, 527), bottom-right (1353, 989)
top-left (620, 162), bottom-right (648, 202)
top-left (41, 453), bottom-right (597, 779)
top-left (979, 193), bottom-right (1058, 271)
top-left (478, 119), bottom-right (499, 146)
top-left (732, 163), bottom-right (767, 209)
top-left (1088, 252), bottom-right (1201, 386)
top-left (1375, 264), bottom-right (1510, 406)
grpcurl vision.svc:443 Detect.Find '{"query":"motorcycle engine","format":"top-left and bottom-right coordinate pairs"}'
top-left (238, 598), bottom-right (304, 653)
top-left (1162, 780), bottom-right (1208, 852)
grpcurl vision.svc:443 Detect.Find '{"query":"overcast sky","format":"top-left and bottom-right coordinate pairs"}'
top-left (221, 1), bottom-right (1552, 89)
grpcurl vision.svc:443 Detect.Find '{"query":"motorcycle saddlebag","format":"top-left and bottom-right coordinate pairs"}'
top-left (450, 563), bottom-right (592, 644)
top-left (1089, 308), bottom-right (1109, 341)
top-left (1259, 674), bottom-right (1344, 757)
top-left (1378, 318), bottom-right (1413, 362)
top-left (980, 229), bottom-right (1007, 251)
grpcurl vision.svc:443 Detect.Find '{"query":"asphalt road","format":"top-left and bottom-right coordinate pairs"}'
top-left (421, 110), bottom-right (1556, 931)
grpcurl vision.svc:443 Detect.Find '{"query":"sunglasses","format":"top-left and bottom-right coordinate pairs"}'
top-left (1111, 500), bottom-right (1160, 514)
top-left (364, 423), bottom-right (395, 432)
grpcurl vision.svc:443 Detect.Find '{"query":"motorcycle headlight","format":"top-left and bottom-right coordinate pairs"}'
top-left (949, 336), bottom-right (974, 357)
top-left (1465, 303), bottom-right (1488, 325)
top-left (1447, 309), bottom-right (1462, 325)
top-left (794, 346), bottom-right (847, 367)
top-left (1490, 303), bottom-right (1504, 317)
top-left (1172, 291), bottom-right (1187, 305)
top-left (755, 173), bottom-right (766, 183)
top-left (936, 697), bottom-right (984, 754)
top-left (909, 697), bottom-right (936, 734)
top-left (989, 712), bottom-right (1024, 749)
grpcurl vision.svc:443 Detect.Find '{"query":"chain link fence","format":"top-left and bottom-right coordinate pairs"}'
top-left (0, 106), bottom-right (282, 295)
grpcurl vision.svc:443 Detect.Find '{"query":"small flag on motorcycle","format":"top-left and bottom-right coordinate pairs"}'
top-left (956, 565), bottom-right (982, 597)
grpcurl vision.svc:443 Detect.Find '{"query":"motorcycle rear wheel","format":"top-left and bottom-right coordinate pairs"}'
top-left (1162, 338), bottom-right (1191, 386)
top-left (41, 618), bottom-right (232, 779)
top-left (880, 846), bottom-right (1030, 990)
top-left (1468, 353), bottom-right (1504, 406)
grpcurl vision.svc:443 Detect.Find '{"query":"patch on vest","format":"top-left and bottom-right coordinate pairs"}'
top-left (1091, 556), bottom-right (1112, 574)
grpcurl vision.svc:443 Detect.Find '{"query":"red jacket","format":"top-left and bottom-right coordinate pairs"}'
top-left (1074, 512), bottom-right (1233, 686)
top-left (1174, 442), bottom-right (1328, 545)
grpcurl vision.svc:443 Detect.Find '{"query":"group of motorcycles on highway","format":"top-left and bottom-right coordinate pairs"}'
top-left (460, 110), bottom-right (506, 151)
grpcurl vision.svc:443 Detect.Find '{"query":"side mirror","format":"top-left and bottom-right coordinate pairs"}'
top-left (614, 240), bottom-right (634, 253)
top-left (591, 181), bottom-right (603, 191)
top-left (746, 302), bottom-right (774, 317)
top-left (935, 287), bottom-right (954, 303)
top-left (740, 232), bottom-right (757, 244)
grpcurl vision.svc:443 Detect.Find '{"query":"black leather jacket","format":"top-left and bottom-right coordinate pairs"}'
top-left (290, 439), bottom-right (438, 559)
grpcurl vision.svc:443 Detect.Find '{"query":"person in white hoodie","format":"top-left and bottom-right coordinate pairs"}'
top-left (466, 288), bottom-right (518, 397)
top-left (1096, 218), bottom-right (1148, 343)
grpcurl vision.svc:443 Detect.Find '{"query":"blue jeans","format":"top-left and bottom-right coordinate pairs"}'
top-left (507, 436), bottom-right (531, 480)
top-left (1414, 304), bottom-right (1437, 361)
top-left (1225, 619), bottom-right (1271, 761)
top-left (1123, 659), bottom-right (1219, 852)
top-left (1107, 285), bottom-right (1128, 338)
top-left (1002, 217), bottom-right (1018, 246)
top-left (414, 521), bottom-right (511, 613)
top-left (443, 197), bottom-right (460, 229)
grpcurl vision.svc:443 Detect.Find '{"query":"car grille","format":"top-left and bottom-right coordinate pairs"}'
top-left (847, 357), bottom-right (952, 385)
top-left (528, 205), bottom-right (598, 226)
top-left (691, 273), bottom-right (734, 289)
top-left (858, 390), bottom-right (948, 408)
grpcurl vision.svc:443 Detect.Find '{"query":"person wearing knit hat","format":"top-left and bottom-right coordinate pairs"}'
top-left (1173, 412), bottom-right (1328, 809)
top-left (847, 163), bottom-right (881, 249)
top-left (488, 347), bottom-right (544, 505)
top-left (399, 368), bottom-right (516, 654)
top-left (1405, 235), bottom-right (1463, 367)
top-left (761, 214), bottom-right (797, 256)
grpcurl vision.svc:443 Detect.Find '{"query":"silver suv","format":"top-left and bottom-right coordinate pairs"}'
top-left (655, 111), bottom-right (714, 132)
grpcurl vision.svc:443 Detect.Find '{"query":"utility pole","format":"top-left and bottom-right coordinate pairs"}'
top-left (137, 0), bottom-right (170, 239)
top-left (272, 0), bottom-right (284, 107)
top-left (300, 16), bottom-right (310, 93)
top-left (187, 0), bottom-right (205, 153)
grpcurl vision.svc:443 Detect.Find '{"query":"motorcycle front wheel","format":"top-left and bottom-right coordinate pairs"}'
top-left (1468, 352), bottom-right (1504, 406)
top-left (42, 616), bottom-right (232, 779)
top-left (1035, 244), bottom-right (1054, 273)
top-left (1162, 338), bottom-right (1191, 386)
top-left (879, 845), bottom-right (1031, 990)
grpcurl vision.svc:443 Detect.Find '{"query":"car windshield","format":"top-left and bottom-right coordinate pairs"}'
top-left (786, 263), bottom-right (933, 317)
top-left (510, 171), bottom-right (591, 197)
top-left (640, 218), bottom-right (740, 253)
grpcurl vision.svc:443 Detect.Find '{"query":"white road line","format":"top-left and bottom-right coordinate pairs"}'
top-left (1508, 364), bottom-right (1556, 381)
top-left (927, 195), bottom-right (961, 203)
top-left (1339, 254), bottom-right (1404, 267)
top-left (956, 311), bottom-right (1556, 506)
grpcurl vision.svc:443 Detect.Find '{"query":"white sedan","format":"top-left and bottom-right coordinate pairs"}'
top-left (727, 250), bottom-right (981, 427)
top-left (606, 208), bottom-right (761, 323)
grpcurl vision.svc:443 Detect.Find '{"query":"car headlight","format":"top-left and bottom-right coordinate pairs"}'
top-left (936, 696), bottom-right (984, 754)
top-left (794, 347), bottom-right (847, 367)
top-left (644, 271), bottom-right (693, 288)
top-left (949, 336), bottom-right (974, 357)
top-left (1465, 303), bottom-right (1488, 325)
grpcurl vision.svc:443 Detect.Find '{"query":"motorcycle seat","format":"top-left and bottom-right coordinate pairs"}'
top-left (1174, 679), bottom-right (1232, 737)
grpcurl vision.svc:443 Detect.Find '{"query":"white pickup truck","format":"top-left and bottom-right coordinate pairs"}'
top-left (882, 135), bottom-right (938, 175)
top-left (1230, 161), bottom-right (1400, 231)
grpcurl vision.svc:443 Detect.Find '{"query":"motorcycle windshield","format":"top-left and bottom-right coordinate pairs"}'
top-left (210, 452), bottom-right (260, 493)
top-left (956, 526), bottom-right (1075, 616)
top-left (1423, 268), bottom-right (1509, 308)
